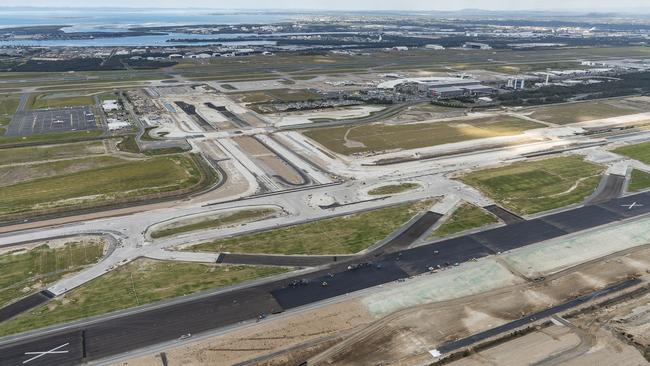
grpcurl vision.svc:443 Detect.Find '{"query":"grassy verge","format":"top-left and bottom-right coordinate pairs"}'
top-left (0, 155), bottom-right (203, 218)
top-left (0, 260), bottom-right (290, 336)
top-left (303, 116), bottom-right (543, 155)
top-left (0, 95), bottom-right (19, 115)
top-left (0, 130), bottom-right (104, 147)
top-left (0, 141), bottom-right (105, 166)
top-left (430, 203), bottom-right (499, 238)
top-left (151, 208), bottom-right (278, 239)
top-left (628, 169), bottom-right (650, 192)
top-left (613, 141), bottom-right (650, 165)
top-left (0, 239), bottom-right (105, 308)
top-left (116, 135), bottom-right (188, 156)
top-left (368, 183), bottom-right (420, 196)
top-left (28, 93), bottom-right (95, 109)
top-left (116, 134), bottom-right (140, 153)
top-left (230, 88), bottom-right (321, 104)
top-left (528, 99), bottom-right (639, 125)
top-left (188, 200), bottom-right (433, 255)
top-left (458, 156), bottom-right (604, 215)
top-left (0, 95), bottom-right (19, 132)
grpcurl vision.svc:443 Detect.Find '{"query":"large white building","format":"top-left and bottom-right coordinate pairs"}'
top-left (102, 100), bottom-right (120, 112)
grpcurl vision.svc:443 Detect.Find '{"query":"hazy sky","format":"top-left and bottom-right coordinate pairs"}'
top-left (5, 0), bottom-right (650, 11)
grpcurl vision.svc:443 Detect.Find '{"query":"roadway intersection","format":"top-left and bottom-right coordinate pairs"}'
top-left (2, 190), bottom-right (650, 365)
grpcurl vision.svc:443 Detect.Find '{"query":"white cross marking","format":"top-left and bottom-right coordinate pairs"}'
top-left (23, 343), bottom-right (69, 364)
top-left (621, 202), bottom-right (644, 210)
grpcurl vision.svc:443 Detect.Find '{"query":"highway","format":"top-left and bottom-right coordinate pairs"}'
top-left (2, 191), bottom-right (650, 365)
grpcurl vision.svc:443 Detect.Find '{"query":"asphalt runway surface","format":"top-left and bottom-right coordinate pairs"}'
top-left (2, 192), bottom-right (650, 365)
top-left (5, 107), bottom-right (97, 137)
top-left (483, 205), bottom-right (524, 224)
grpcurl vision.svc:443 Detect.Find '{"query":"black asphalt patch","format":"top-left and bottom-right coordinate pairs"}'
top-left (381, 212), bottom-right (442, 253)
top-left (205, 103), bottom-right (250, 128)
top-left (540, 205), bottom-right (624, 233)
top-left (174, 101), bottom-right (215, 131)
top-left (271, 261), bottom-right (408, 309)
top-left (396, 236), bottom-right (492, 276)
top-left (221, 253), bottom-right (352, 267)
top-left (0, 292), bottom-right (50, 323)
top-left (6, 106), bottom-right (97, 136)
top-left (84, 287), bottom-right (282, 359)
top-left (483, 205), bottom-right (524, 225)
top-left (0, 331), bottom-right (83, 366)
top-left (470, 219), bottom-right (568, 252)
top-left (597, 191), bottom-right (650, 217)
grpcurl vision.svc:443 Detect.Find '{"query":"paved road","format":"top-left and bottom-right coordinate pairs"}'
top-left (434, 278), bottom-right (642, 354)
top-left (1, 191), bottom-right (650, 365)
top-left (585, 173), bottom-right (627, 205)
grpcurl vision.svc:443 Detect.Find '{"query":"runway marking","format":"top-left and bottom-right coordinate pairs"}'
top-left (621, 202), bottom-right (644, 210)
top-left (22, 343), bottom-right (69, 364)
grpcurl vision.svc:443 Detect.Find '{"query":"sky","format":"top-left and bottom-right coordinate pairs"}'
top-left (4, 0), bottom-right (650, 12)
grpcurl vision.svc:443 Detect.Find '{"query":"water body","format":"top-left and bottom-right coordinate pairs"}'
top-left (0, 8), bottom-right (299, 46)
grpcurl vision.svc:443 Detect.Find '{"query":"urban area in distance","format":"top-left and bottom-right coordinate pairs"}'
top-left (0, 3), bottom-right (649, 366)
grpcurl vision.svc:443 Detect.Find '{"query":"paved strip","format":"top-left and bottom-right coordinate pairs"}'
top-left (220, 253), bottom-right (353, 267)
top-left (483, 205), bottom-right (524, 225)
top-left (539, 205), bottom-right (624, 233)
top-left (0, 292), bottom-right (51, 323)
top-left (470, 219), bottom-right (568, 252)
top-left (1, 192), bottom-right (649, 365)
top-left (585, 174), bottom-right (626, 205)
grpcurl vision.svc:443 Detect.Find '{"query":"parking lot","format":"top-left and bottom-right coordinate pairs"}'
top-left (5, 106), bottom-right (99, 136)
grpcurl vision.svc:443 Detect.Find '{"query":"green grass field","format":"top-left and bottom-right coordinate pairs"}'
top-left (628, 169), bottom-right (650, 192)
top-left (303, 116), bottom-right (543, 155)
top-left (430, 203), bottom-right (499, 238)
top-left (368, 183), bottom-right (420, 196)
top-left (28, 92), bottom-right (95, 110)
top-left (459, 156), bottom-right (604, 215)
top-left (0, 130), bottom-right (104, 147)
top-left (0, 141), bottom-right (105, 166)
top-left (0, 94), bottom-right (20, 133)
top-left (151, 208), bottom-right (278, 239)
top-left (613, 141), bottom-right (650, 165)
top-left (189, 200), bottom-right (433, 255)
top-left (230, 88), bottom-right (322, 104)
top-left (0, 94), bottom-right (19, 116)
top-left (528, 100), bottom-right (639, 125)
top-left (0, 260), bottom-right (289, 337)
top-left (116, 135), bottom-right (140, 153)
top-left (171, 47), bottom-right (650, 82)
top-left (0, 239), bottom-right (105, 309)
top-left (0, 155), bottom-right (203, 218)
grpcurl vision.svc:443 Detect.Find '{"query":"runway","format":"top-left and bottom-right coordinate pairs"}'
top-left (1, 191), bottom-right (650, 365)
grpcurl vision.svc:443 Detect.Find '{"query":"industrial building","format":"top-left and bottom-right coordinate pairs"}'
top-left (463, 42), bottom-right (492, 50)
top-left (379, 76), bottom-right (481, 91)
top-left (102, 100), bottom-right (121, 112)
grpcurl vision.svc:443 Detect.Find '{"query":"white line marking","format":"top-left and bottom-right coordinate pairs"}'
top-left (23, 343), bottom-right (69, 364)
top-left (621, 202), bottom-right (644, 210)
